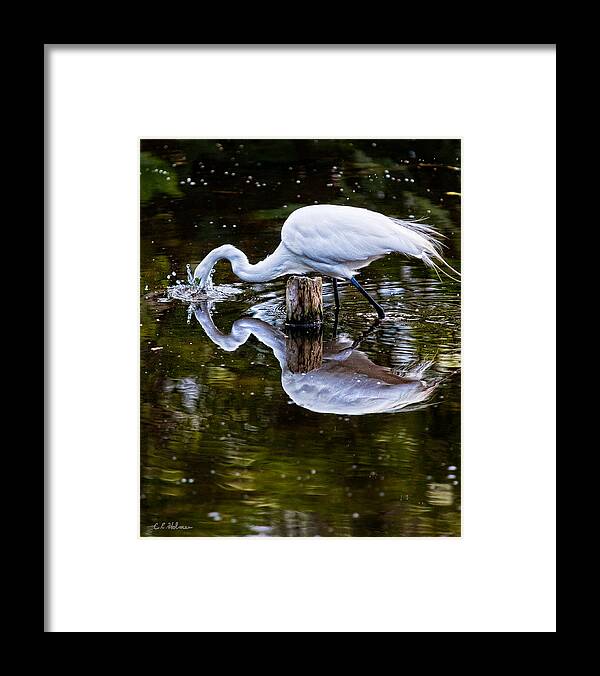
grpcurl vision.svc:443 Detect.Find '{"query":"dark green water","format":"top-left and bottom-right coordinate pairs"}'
top-left (140, 139), bottom-right (461, 537)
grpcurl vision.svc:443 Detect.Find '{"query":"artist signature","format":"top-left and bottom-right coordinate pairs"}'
top-left (152, 521), bottom-right (193, 531)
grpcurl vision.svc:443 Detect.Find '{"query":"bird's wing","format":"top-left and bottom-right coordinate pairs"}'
top-left (281, 205), bottom-right (398, 265)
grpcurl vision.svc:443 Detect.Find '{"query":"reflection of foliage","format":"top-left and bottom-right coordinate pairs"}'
top-left (140, 152), bottom-right (182, 203)
top-left (402, 194), bottom-right (454, 227)
top-left (140, 293), bottom-right (461, 538)
top-left (139, 139), bottom-right (461, 242)
top-left (246, 203), bottom-right (305, 222)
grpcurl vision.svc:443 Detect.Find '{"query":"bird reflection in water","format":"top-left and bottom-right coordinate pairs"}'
top-left (193, 303), bottom-right (441, 415)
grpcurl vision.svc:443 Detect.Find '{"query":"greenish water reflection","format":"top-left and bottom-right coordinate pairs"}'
top-left (140, 139), bottom-right (461, 536)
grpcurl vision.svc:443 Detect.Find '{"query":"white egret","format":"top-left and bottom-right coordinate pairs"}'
top-left (193, 305), bottom-right (441, 415)
top-left (189, 204), bottom-right (460, 319)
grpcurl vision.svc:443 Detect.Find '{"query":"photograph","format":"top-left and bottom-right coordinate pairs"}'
top-left (140, 139), bottom-right (462, 537)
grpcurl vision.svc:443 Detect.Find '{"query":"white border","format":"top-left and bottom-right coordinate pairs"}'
top-left (48, 45), bottom-right (556, 632)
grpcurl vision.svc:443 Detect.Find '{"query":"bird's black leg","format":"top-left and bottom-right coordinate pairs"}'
top-left (349, 277), bottom-right (386, 319)
top-left (331, 308), bottom-right (339, 339)
top-left (332, 278), bottom-right (340, 310)
top-left (330, 278), bottom-right (341, 338)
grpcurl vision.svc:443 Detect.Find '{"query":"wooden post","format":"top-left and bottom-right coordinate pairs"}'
top-left (286, 326), bottom-right (323, 374)
top-left (286, 276), bottom-right (323, 326)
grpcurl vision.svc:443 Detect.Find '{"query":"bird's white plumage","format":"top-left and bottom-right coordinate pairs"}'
top-left (280, 205), bottom-right (443, 278)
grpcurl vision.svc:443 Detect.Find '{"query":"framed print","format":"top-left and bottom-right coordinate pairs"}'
top-left (47, 45), bottom-right (555, 632)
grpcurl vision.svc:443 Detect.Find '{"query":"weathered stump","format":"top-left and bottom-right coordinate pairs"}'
top-left (285, 276), bottom-right (323, 326)
top-left (286, 326), bottom-right (323, 374)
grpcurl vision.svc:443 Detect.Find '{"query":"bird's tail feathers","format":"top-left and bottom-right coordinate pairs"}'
top-left (390, 216), bottom-right (446, 252)
top-left (391, 217), bottom-right (460, 282)
top-left (421, 251), bottom-right (462, 283)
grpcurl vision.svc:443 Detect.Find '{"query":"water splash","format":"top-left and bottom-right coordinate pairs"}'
top-left (167, 282), bottom-right (243, 303)
top-left (204, 268), bottom-right (216, 294)
top-left (168, 266), bottom-right (243, 303)
top-left (166, 283), bottom-right (210, 303)
top-left (185, 264), bottom-right (218, 293)
top-left (186, 263), bottom-right (195, 285)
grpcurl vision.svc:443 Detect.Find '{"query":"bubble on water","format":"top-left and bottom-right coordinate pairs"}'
top-left (352, 512), bottom-right (360, 518)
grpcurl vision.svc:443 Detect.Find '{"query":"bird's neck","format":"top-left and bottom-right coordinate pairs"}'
top-left (195, 309), bottom-right (288, 365)
top-left (231, 244), bottom-right (288, 282)
top-left (198, 243), bottom-right (301, 283)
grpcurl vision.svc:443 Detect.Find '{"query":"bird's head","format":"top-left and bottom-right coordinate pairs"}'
top-left (188, 258), bottom-right (211, 289)
top-left (188, 245), bottom-right (239, 289)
